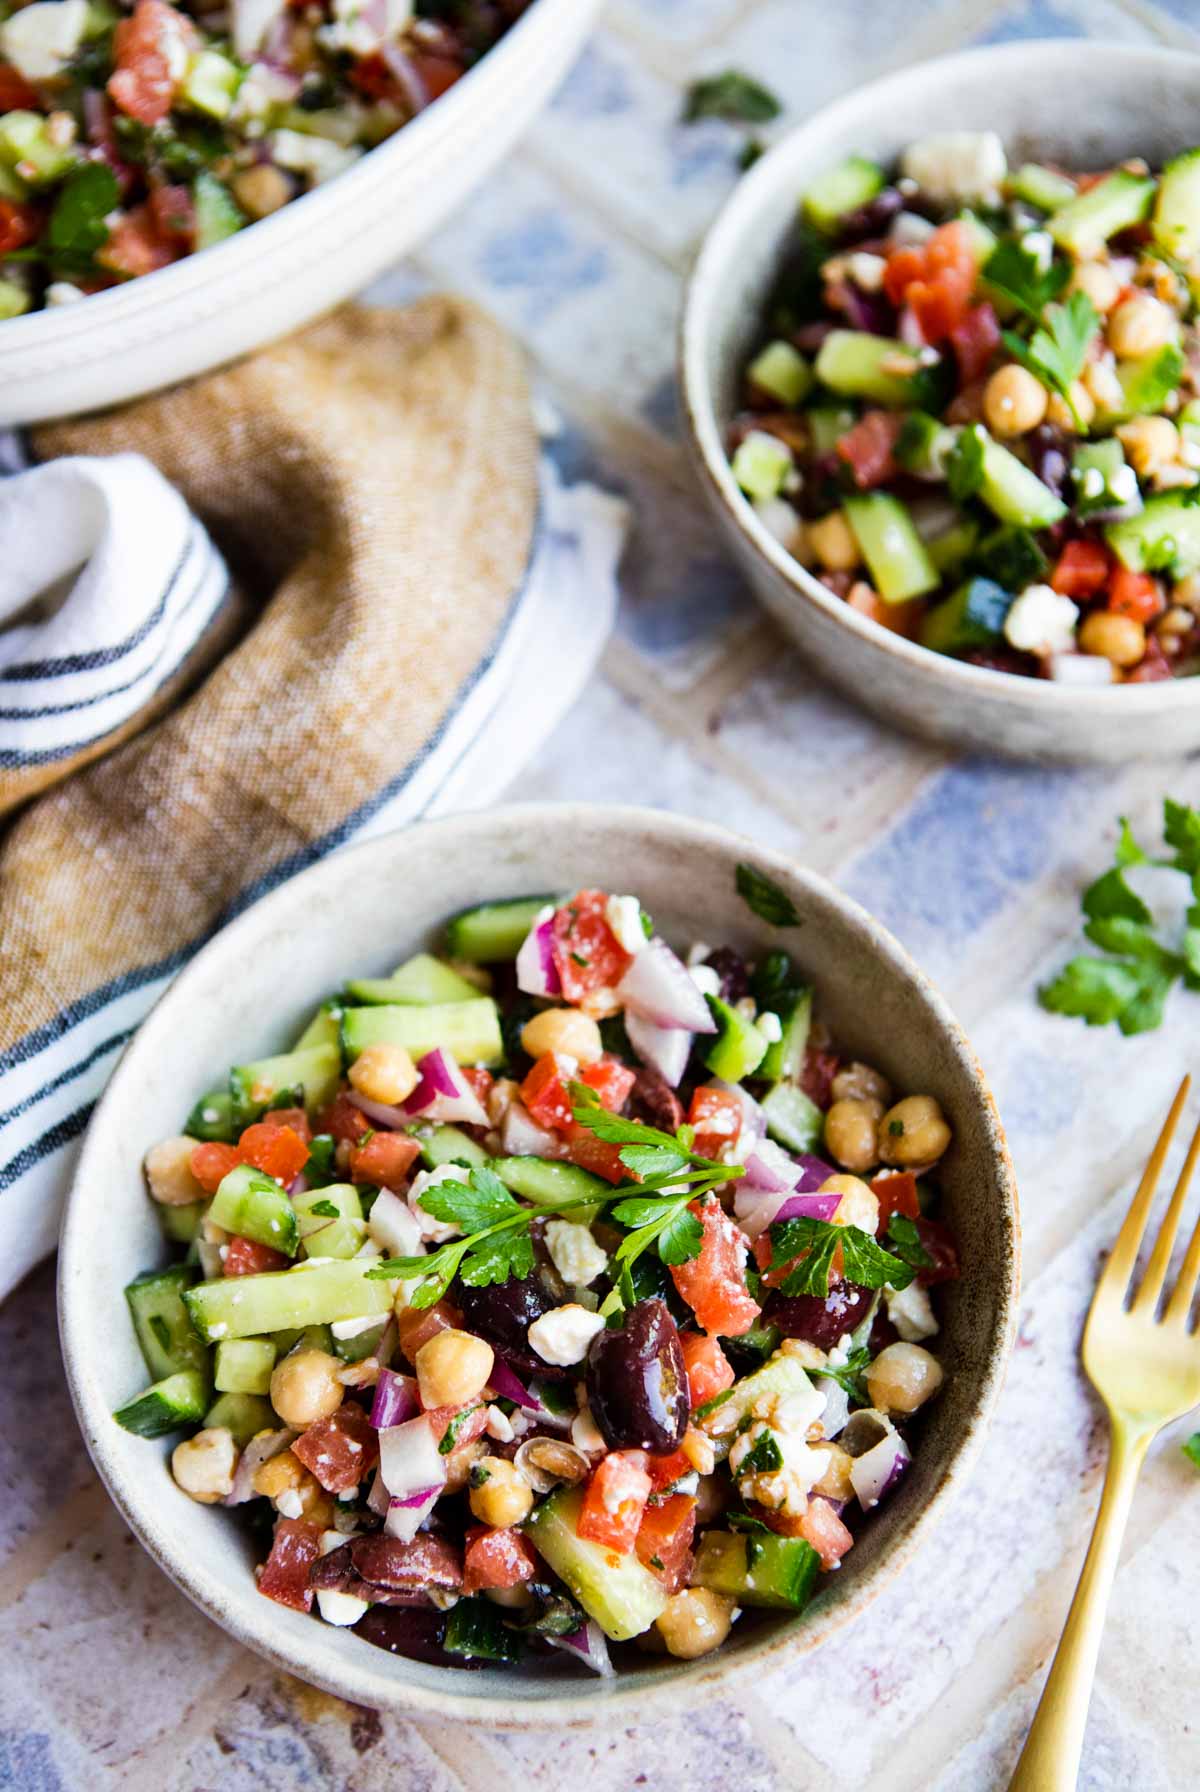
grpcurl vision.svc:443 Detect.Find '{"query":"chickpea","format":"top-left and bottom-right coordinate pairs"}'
top-left (813, 1442), bottom-right (856, 1502)
top-left (1081, 355), bottom-right (1125, 415)
top-left (866, 1342), bottom-right (945, 1414)
top-left (655, 1588), bottom-right (736, 1660)
top-left (348, 1042), bottom-right (419, 1106)
top-left (830, 1060), bottom-right (892, 1106)
top-left (1172, 573), bottom-right (1200, 613)
top-left (231, 164), bottom-right (294, 220)
top-left (468, 1456), bottom-right (535, 1528)
top-left (824, 1097), bottom-right (884, 1174)
top-left (820, 1173), bottom-right (880, 1234)
top-left (1108, 293), bottom-right (1176, 360)
top-left (1045, 380), bottom-right (1095, 434)
top-left (1070, 260), bottom-right (1121, 314)
top-left (1078, 609), bottom-right (1146, 669)
top-left (171, 1427), bottom-right (238, 1504)
top-left (878, 1095), bottom-right (951, 1167)
top-left (1156, 605), bottom-right (1195, 644)
top-left (294, 1476), bottom-right (336, 1528)
top-left (144, 1135), bottom-right (205, 1206)
top-left (982, 364), bottom-right (1048, 437)
top-left (252, 1449), bottom-right (304, 1500)
top-left (1116, 414), bottom-right (1179, 477)
top-left (519, 1006), bottom-right (603, 1064)
top-left (415, 1327), bottom-right (494, 1409)
top-left (807, 508), bottom-right (860, 573)
top-left (269, 1348), bottom-right (345, 1428)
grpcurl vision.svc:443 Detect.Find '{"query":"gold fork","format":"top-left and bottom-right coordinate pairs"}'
top-left (1009, 1076), bottom-right (1200, 1791)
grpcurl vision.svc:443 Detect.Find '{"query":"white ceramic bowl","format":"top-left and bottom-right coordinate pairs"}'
top-left (58, 803), bottom-right (1019, 1724)
top-left (0, 0), bottom-right (600, 426)
top-left (681, 42), bottom-right (1200, 764)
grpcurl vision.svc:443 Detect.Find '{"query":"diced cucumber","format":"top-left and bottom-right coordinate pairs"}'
top-left (693, 1530), bottom-right (820, 1611)
top-left (214, 1337), bottom-right (277, 1395)
top-left (491, 1156), bottom-right (608, 1223)
top-left (209, 1164), bottom-right (299, 1257)
top-left (204, 1390), bottom-right (275, 1446)
top-left (524, 1487), bottom-right (669, 1641)
top-left (971, 524), bottom-right (1047, 591)
top-left (444, 896), bottom-right (554, 962)
top-left (125, 1264), bottom-right (210, 1383)
top-left (747, 340), bottom-right (812, 407)
top-left (341, 999), bottom-right (503, 1069)
top-left (272, 1322), bottom-right (335, 1356)
top-left (230, 1043), bottom-right (341, 1123)
top-left (815, 332), bottom-right (923, 408)
top-left (803, 155), bottom-right (885, 234)
top-left (414, 1124), bottom-right (490, 1171)
top-left (696, 1351), bottom-right (819, 1458)
top-left (895, 411), bottom-right (957, 479)
top-left (0, 161), bottom-right (29, 202)
top-left (184, 1257), bottom-right (393, 1343)
top-left (806, 406), bottom-right (856, 456)
top-left (1111, 342), bottom-right (1184, 423)
top-left (704, 995), bottom-right (767, 1081)
top-left (0, 112), bottom-right (76, 185)
top-left (292, 1002), bottom-right (343, 1053)
top-left (758, 985), bottom-right (812, 1085)
top-left (919, 576), bottom-right (1014, 655)
top-left (1154, 146), bottom-right (1200, 264)
top-left (443, 1597), bottom-right (522, 1662)
top-left (182, 50), bottom-right (243, 121)
top-left (843, 493), bottom-right (940, 603)
top-left (975, 429), bottom-right (1068, 528)
top-left (193, 171), bottom-right (245, 249)
top-left (1106, 493), bottom-right (1200, 578)
top-left (185, 1088), bottom-right (238, 1141)
top-left (1072, 438), bottom-right (1136, 514)
top-left (0, 278), bottom-right (30, 319)
top-left (1008, 163), bottom-right (1077, 212)
top-left (732, 430), bottom-right (794, 501)
top-left (158, 1200), bottom-right (205, 1246)
top-left (927, 516), bottom-right (980, 575)
top-left (346, 952), bottom-right (481, 1007)
top-left (957, 210), bottom-right (999, 267)
top-left (761, 1083), bottom-right (824, 1154)
top-left (115, 1369), bottom-right (209, 1438)
top-left (1048, 169), bottom-right (1155, 257)
top-left (332, 1320), bottom-right (387, 1364)
top-left (294, 1182), bottom-right (364, 1261)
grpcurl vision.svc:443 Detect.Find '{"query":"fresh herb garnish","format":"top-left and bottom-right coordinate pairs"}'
top-left (739, 1429), bottom-right (784, 1474)
top-left (736, 862), bottom-right (802, 928)
top-left (814, 1343), bottom-right (872, 1401)
top-left (1002, 291), bottom-right (1099, 424)
top-left (982, 238), bottom-right (1069, 319)
top-left (1183, 1432), bottom-right (1200, 1469)
top-left (46, 163), bottom-right (120, 269)
top-left (439, 1403), bottom-right (483, 1454)
top-left (728, 1510), bottom-right (772, 1535)
top-left (307, 1198), bottom-right (340, 1219)
top-left (1040, 800), bottom-right (1200, 1035)
top-left (693, 1388), bottom-right (735, 1422)
top-left (886, 1212), bottom-right (934, 1271)
top-left (682, 70), bottom-right (781, 125)
top-left (769, 1216), bottom-right (914, 1298)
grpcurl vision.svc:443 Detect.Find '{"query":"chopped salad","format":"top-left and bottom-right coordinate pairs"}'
top-left (0, 0), bottom-right (528, 313)
top-left (119, 878), bottom-right (959, 1673)
top-left (729, 131), bottom-right (1200, 683)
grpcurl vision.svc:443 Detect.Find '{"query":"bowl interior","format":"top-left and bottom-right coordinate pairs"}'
top-left (59, 804), bottom-right (1018, 1722)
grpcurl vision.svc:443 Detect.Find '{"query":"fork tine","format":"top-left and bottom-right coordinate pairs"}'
top-left (1164, 1170), bottom-right (1200, 1327)
top-left (1132, 1110), bottom-right (1200, 1315)
top-left (1100, 1076), bottom-right (1191, 1301)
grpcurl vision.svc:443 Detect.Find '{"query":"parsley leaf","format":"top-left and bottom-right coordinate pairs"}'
top-left (842, 1225), bottom-right (915, 1291)
top-left (419, 1165), bottom-right (521, 1233)
top-left (307, 1198), bottom-right (340, 1219)
top-left (982, 238), bottom-right (1069, 319)
top-left (1164, 798), bottom-right (1200, 876)
top-left (770, 1216), bottom-right (910, 1298)
top-left (946, 425), bottom-right (986, 504)
top-left (682, 70), bottom-right (781, 125)
top-left (886, 1212), bottom-right (933, 1270)
top-left (459, 1229), bottom-right (536, 1288)
top-left (618, 1143), bottom-right (692, 1179)
top-left (1002, 291), bottom-right (1099, 418)
top-left (727, 1510), bottom-right (772, 1535)
top-left (439, 1403), bottom-right (484, 1453)
top-left (1183, 1432), bottom-right (1200, 1469)
top-left (47, 164), bottom-right (120, 264)
top-left (1040, 956), bottom-right (1149, 1029)
top-left (738, 1429), bottom-right (784, 1474)
top-left (736, 862), bottom-right (802, 928)
top-left (813, 1343), bottom-right (872, 1399)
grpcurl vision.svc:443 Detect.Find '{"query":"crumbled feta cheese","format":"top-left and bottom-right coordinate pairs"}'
top-left (885, 1280), bottom-right (939, 1342)
top-left (752, 495), bottom-right (804, 554)
top-left (485, 1403), bottom-right (515, 1443)
top-left (571, 1405), bottom-right (606, 1453)
top-left (1079, 466), bottom-right (1106, 500)
top-left (268, 129), bottom-right (361, 184)
top-left (689, 963), bottom-right (721, 999)
top-left (729, 1419), bottom-right (830, 1518)
top-left (368, 1186), bottom-right (425, 1258)
top-left (45, 281), bottom-right (85, 307)
top-left (276, 1488), bottom-right (305, 1519)
top-left (686, 942), bottom-right (712, 967)
top-left (544, 1218), bottom-right (608, 1289)
top-left (1021, 230), bottom-right (1053, 272)
top-left (757, 1010), bottom-right (783, 1044)
top-left (846, 251), bottom-right (886, 292)
top-left (825, 1333), bottom-right (854, 1368)
top-left (527, 1302), bottom-right (606, 1367)
top-left (1048, 651), bottom-right (1115, 685)
top-left (0, 0), bottom-right (87, 79)
top-left (330, 1314), bottom-right (381, 1340)
top-left (1003, 583), bottom-right (1079, 657)
top-left (1108, 464), bottom-right (1139, 502)
top-left (900, 131), bottom-right (1007, 209)
top-left (317, 1587), bottom-right (370, 1626)
top-left (605, 893), bottom-right (648, 955)
top-left (889, 210), bottom-right (935, 247)
top-left (407, 1162), bottom-right (468, 1245)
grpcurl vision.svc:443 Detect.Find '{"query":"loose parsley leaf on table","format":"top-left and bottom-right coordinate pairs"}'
top-left (1183, 1433), bottom-right (1200, 1470)
top-left (736, 862), bottom-right (802, 928)
top-left (682, 70), bottom-right (782, 125)
top-left (1002, 291), bottom-right (1099, 423)
top-left (769, 1216), bottom-right (913, 1299)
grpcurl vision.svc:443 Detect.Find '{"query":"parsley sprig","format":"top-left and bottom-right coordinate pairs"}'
top-left (768, 1215), bottom-right (914, 1299)
top-left (1040, 800), bottom-right (1200, 1035)
top-left (1001, 290), bottom-right (1100, 427)
top-left (982, 238), bottom-right (1069, 319)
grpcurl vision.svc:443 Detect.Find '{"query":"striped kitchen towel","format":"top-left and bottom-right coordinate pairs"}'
top-left (0, 296), bottom-right (627, 1300)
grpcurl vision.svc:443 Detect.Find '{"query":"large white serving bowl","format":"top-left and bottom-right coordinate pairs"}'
top-left (0, 0), bottom-right (601, 426)
top-left (680, 43), bottom-right (1200, 764)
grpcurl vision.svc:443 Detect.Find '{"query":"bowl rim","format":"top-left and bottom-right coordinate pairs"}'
top-left (0, 0), bottom-right (579, 352)
top-left (679, 37), bottom-right (1200, 717)
top-left (57, 801), bottom-right (1020, 1726)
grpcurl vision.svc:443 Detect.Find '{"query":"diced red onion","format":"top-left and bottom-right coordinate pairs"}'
top-left (288, 1172), bottom-right (308, 1197)
top-left (617, 938), bottom-right (716, 1034)
top-left (546, 1619), bottom-right (615, 1678)
top-left (224, 1428), bottom-right (295, 1506)
top-left (487, 1357), bottom-right (540, 1410)
top-left (794, 1153), bottom-right (836, 1189)
top-left (813, 1375), bottom-right (851, 1439)
top-left (625, 1009), bottom-right (692, 1088)
top-left (368, 1189), bottom-right (424, 1258)
top-left (391, 1484), bottom-right (443, 1510)
top-left (898, 305), bottom-right (925, 349)
top-left (516, 911), bottom-right (561, 998)
top-left (370, 1368), bottom-right (420, 1431)
top-left (346, 1091), bottom-right (406, 1129)
top-left (379, 41), bottom-right (429, 113)
top-left (401, 1049), bottom-right (488, 1127)
top-left (366, 1467), bottom-right (390, 1517)
top-left (743, 1139), bottom-right (804, 1194)
top-left (501, 1101), bottom-right (563, 1158)
top-left (774, 1189), bottom-right (841, 1223)
top-left (378, 1414), bottom-right (445, 1503)
top-left (385, 1488), bottom-right (439, 1542)
top-left (842, 1410), bottom-right (910, 1511)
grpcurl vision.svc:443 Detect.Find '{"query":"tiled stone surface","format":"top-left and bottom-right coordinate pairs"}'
top-left (10, 0), bottom-right (1200, 1787)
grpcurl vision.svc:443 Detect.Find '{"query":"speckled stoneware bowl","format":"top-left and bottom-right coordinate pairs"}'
top-left (58, 804), bottom-right (1019, 1725)
top-left (681, 42), bottom-right (1200, 765)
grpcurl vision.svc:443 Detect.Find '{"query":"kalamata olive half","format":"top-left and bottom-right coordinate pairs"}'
top-left (586, 1297), bottom-right (689, 1454)
top-left (764, 1282), bottom-right (874, 1350)
top-left (456, 1234), bottom-right (568, 1377)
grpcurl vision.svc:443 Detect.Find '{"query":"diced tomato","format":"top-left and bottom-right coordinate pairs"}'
top-left (190, 1141), bottom-right (241, 1194)
top-left (148, 181), bottom-right (193, 242)
top-left (349, 1130), bottom-right (421, 1190)
top-left (460, 1066), bottom-right (494, 1106)
top-left (265, 1106), bottom-right (312, 1144)
top-left (949, 301), bottom-right (1000, 386)
top-left (1051, 539), bottom-right (1110, 600)
top-left (1108, 566), bottom-right (1165, 623)
top-left (96, 203), bottom-right (175, 278)
top-left (396, 1299), bottom-right (461, 1363)
top-left (0, 199), bottom-right (39, 257)
top-left (635, 1492), bottom-right (696, 1592)
top-left (521, 1053), bottom-right (575, 1132)
top-left (410, 50), bottom-right (462, 101)
top-left (350, 50), bottom-right (397, 100)
top-left (686, 1087), bottom-right (742, 1159)
top-left (679, 1332), bottom-right (734, 1409)
top-left (884, 221), bottom-right (975, 342)
top-left (1126, 634), bottom-right (1174, 682)
top-left (422, 1402), bottom-right (489, 1451)
top-left (562, 1123), bottom-right (628, 1184)
top-left (836, 410), bottom-right (904, 490)
top-left (914, 1216), bottom-right (960, 1286)
top-left (223, 1235), bottom-right (290, 1276)
top-left (462, 1524), bottom-right (538, 1593)
top-left (580, 1054), bottom-right (637, 1113)
top-left (320, 1091), bottom-right (371, 1146)
top-left (577, 1451), bottom-right (652, 1555)
top-left (882, 245), bottom-right (926, 308)
top-left (646, 1448), bottom-right (692, 1492)
top-left (550, 890), bottom-right (632, 1005)
top-left (670, 1196), bottom-right (761, 1338)
top-left (108, 0), bottom-right (194, 125)
top-left (292, 1401), bottom-right (379, 1493)
top-left (257, 1517), bottom-right (322, 1610)
top-left (0, 64), bottom-right (39, 110)
top-left (763, 1497), bottom-right (854, 1570)
top-left (870, 1170), bottom-right (921, 1227)
top-left (845, 583), bottom-right (926, 639)
top-left (237, 1122), bottom-right (309, 1185)
top-left (799, 1043), bottom-right (840, 1110)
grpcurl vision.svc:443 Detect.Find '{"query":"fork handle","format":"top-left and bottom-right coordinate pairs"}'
top-left (1008, 1421), bottom-right (1150, 1792)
